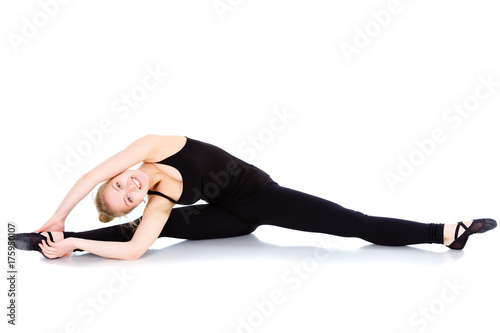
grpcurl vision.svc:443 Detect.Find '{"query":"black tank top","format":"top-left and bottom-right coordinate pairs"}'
top-left (148, 137), bottom-right (274, 207)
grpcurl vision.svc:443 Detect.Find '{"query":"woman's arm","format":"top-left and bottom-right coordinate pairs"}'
top-left (41, 238), bottom-right (137, 260)
top-left (40, 198), bottom-right (174, 260)
top-left (55, 135), bottom-right (159, 219)
top-left (36, 135), bottom-right (162, 232)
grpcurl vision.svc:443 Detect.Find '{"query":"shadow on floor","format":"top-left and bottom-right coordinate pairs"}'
top-left (41, 233), bottom-right (464, 268)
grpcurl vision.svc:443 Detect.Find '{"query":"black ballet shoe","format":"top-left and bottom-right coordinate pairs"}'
top-left (447, 218), bottom-right (497, 250)
top-left (13, 232), bottom-right (56, 259)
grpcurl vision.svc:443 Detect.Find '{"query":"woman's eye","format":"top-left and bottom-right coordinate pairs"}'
top-left (127, 195), bottom-right (132, 203)
top-left (117, 182), bottom-right (122, 189)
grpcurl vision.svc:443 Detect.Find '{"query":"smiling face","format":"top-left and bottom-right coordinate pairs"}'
top-left (103, 169), bottom-right (150, 215)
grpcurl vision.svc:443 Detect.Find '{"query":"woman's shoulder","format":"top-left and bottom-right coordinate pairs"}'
top-left (143, 135), bottom-right (188, 162)
top-left (142, 134), bottom-right (186, 142)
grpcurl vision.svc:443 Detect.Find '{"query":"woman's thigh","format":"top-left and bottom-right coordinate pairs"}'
top-left (161, 204), bottom-right (257, 240)
top-left (225, 183), bottom-right (364, 235)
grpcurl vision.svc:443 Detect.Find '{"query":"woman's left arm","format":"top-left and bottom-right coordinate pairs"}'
top-left (41, 238), bottom-right (138, 260)
top-left (40, 200), bottom-right (174, 260)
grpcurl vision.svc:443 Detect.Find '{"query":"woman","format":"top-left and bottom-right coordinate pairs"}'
top-left (14, 135), bottom-right (497, 260)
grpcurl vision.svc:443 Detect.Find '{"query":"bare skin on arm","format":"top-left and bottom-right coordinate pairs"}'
top-left (36, 135), bottom-right (186, 260)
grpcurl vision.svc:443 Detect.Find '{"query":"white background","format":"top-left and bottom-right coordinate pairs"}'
top-left (1, 1), bottom-right (499, 332)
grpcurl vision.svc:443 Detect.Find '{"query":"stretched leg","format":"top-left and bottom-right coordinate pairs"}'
top-left (225, 184), bottom-right (444, 246)
top-left (63, 204), bottom-right (257, 251)
top-left (159, 204), bottom-right (257, 240)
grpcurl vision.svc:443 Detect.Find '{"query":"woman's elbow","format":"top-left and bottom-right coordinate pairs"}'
top-left (127, 252), bottom-right (142, 260)
top-left (126, 246), bottom-right (147, 260)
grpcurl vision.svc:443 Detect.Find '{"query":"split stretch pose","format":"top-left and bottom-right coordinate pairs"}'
top-left (14, 135), bottom-right (497, 260)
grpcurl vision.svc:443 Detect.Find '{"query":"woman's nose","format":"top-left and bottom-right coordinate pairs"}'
top-left (128, 179), bottom-right (137, 192)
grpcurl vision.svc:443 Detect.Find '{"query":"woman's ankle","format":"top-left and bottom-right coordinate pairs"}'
top-left (443, 220), bottom-right (473, 246)
top-left (443, 224), bottom-right (454, 246)
top-left (41, 231), bottom-right (64, 242)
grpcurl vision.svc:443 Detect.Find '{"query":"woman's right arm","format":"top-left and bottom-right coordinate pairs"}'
top-left (34, 174), bottom-right (98, 232)
top-left (35, 134), bottom-right (163, 232)
top-left (34, 172), bottom-right (109, 232)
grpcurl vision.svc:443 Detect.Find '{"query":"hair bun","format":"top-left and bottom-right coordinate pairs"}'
top-left (98, 212), bottom-right (114, 223)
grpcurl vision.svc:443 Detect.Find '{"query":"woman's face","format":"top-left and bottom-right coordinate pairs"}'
top-left (103, 170), bottom-right (149, 214)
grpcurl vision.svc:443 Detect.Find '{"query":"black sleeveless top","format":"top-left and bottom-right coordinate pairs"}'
top-left (148, 137), bottom-right (273, 207)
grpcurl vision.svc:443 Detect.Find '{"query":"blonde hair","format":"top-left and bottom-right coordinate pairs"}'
top-left (94, 179), bottom-right (133, 223)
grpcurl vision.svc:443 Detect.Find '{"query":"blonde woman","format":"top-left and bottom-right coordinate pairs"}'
top-left (14, 135), bottom-right (497, 260)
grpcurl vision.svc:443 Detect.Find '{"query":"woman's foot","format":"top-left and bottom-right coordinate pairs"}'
top-left (13, 231), bottom-right (65, 258)
top-left (443, 218), bottom-right (497, 250)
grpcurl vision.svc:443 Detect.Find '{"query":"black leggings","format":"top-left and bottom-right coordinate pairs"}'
top-left (64, 183), bottom-right (444, 248)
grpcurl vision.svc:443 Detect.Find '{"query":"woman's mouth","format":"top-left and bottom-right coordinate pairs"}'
top-left (131, 176), bottom-right (142, 190)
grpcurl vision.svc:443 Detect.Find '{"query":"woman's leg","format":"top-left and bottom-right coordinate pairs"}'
top-left (159, 204), bottom-right (257, 240)
top-left (62, 184), bottom-right (445, 248)
top-left (63, 204), bottom-right (257, 251)
top-left (225, 184), bottom-right (444, 246)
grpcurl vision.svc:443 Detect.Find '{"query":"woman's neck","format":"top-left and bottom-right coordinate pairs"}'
top-left (136, 163), bottom-right (161, 189)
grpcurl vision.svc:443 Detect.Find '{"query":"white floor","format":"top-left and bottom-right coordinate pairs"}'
top-left (4, 224), bottom-right (498, 333)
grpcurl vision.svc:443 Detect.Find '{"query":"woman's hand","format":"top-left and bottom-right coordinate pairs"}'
top-left (34, 216), bottom-right (65, 233)
top-left (39, 238), bottom-right (75, 259)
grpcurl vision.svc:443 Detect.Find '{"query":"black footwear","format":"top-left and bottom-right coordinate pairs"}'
top-left (447, 218), bottom-right (497, 250)
top-left (13, 232), bottom-right (55, 259)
